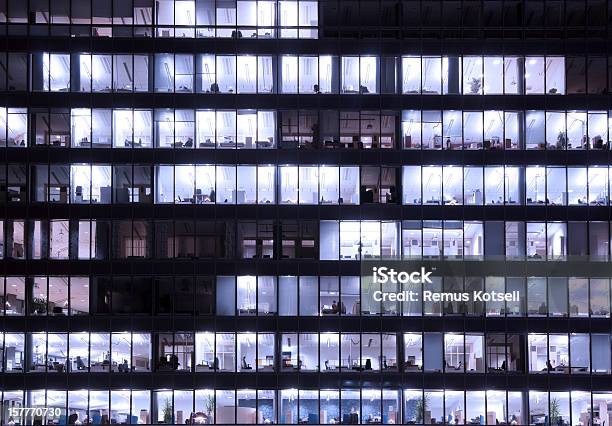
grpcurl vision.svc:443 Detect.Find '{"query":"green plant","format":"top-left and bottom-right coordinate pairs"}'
top-left (415, 393), bottom-right (430, 424)
top-left (204, 393), bottom-right (215, 416)
top-left (162, 397), bottom-right (173, 424)
top-left (549, 397), bottom-right (560, 425)
top-left (469, 77), bottom-right (482, 94)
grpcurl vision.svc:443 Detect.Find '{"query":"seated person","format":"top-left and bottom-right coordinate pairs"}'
top-left (118, 359), bottom-right (129, 372)
top-left (241, 355), bottom-right (252, 370)
top-left (75, 356), bottom-right (86, 370)
top-left (170, 354), bottom-right (179, 370)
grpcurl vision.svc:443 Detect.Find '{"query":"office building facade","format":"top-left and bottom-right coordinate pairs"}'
top-left (1, 0), bottom-right (612, 424)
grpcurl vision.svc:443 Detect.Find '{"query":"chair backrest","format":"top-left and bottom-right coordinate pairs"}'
top-left (308, 413), bottom-right (319, 424)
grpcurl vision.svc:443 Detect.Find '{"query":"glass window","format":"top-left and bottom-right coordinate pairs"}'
top-left (297, 333), bottom-right (317, 371)
top-left (547, 57), bottom-right (566, 94)
top-left (299, 166), bottom-right (319, 204)
top-left (217, 56), bottom-right (236, 93)
top-left (237, 56), bottom-right (257, 93)
top-left (258, 56), bottom-right (274, 92)
top-left (88, 109), bottom-right (111, 147)
top-left (360, 56), bottom-right (378, 93)
top-left (421, 110), bottom-right (442, 149)
top-left (442, 110), bottom-right (462, 149)
top-left (445, 391), bottom-right (465, 424)
top-left (4, 277), bottom-right (26, 316)
top-left (442, 166), bottom-right (467, 205)
top-left (216, 165), bottom-right (237, 203)
top-left (422, 166), bottom-right (442, 204)
top-left (281, 56), bottom-right (298, 93)
top-left (318, 56), bottom-right (334, 93)
top-left (7, 53), bottom-right (27, 92)
top-left (567, 111), bottom-right (587, 149)
top-left (237, 333), bottom-right (256, 372)
top-left (570, 333), bottom-right (590, 373)
top-left (341, 57), bottom-right (359, 93)
top-left (588, 111), bottom-right (608, 149)
top-left (216, 110), bottom-right (236, 148)
top-left (278, 277), bottom-right (297, 315)
top-left (195, 110), bottom-right (215, 148)
top-left (279, 166), bottom-right (298, 204)
top-left (526, 167), bottom-right (546, 205)
top-left (463, 57), bottom-right (483, 94)
top-left (194, 332), bottom-right (215, 371)
top-left (112, 55), bottom-right (131, 92)
top-left (568, 167), bottom-right (587, 205)
top-left (548, 277), bottom-right (568, 315)
top-left (298, 0), bottom-right (318, 38)
top-left (6, 108), bottom-right (27, 147)
top-left (423, 333), bottom-right (443, 371)
top-left (44, 53), bottom-right (70, 92)
top-left (588, 57), bottom-right (607, 94)
top-left (279, 0), bottom-right (298, 37)
top-left (422, 57), bottom-right (442, 94)
top-left (481, 110), bottom-right (504, 150)
top-left (320, 333), bottom-right (339, 371)
top-left (526, 110), bottom-right (545, 149)
top-left (590, 278), bottom-right (610, 317)
top-left (528, 334), bottom-right (549, 372)
top-left (401, 110), bottom-right (421, 149)
top-left (508, 277), bottom-right (526, 317)
top-left (529, 392), bottom-right (551, 425)
top-left (463, 167), bottom-right (483, 205)
top-left (402, 57), bottom-right (421, 94)
top-left (483, 57), bottom-right (505, 94)
top-left (588, 167), bottom-right (608, 204)
top-left (504, 111), bottom-right (521, 149)
top-left (299, 276), bottom-right (318, 315)
top-left (299, 56), bottom-right (317, 93)
top-left (3, 333), bottom-right (25, 372)
top-left (546, 111), bottom-right (566, 149)
top-left (525, 57), bottom-right (545, 94)
top-left (402, 166), bottom-right (421, 204)
top-left (547, 222), bottom-right (567, 260)
top-left (592, 336), bottom-right (612, 373)
top-left (68, 332), bottom-right (89, 373)
top-left (569, 392), bottom-right (591, 426)
top-left (527, 277), bottom-right (547, 315)
top-left (90, 54), bottom-right (112, 92)
top-left (198, 54), bottom-right (217, 92)
top-left (404, 333), bottom-right (423, 371)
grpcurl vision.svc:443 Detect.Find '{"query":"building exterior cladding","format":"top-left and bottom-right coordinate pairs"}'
top-left (2, 0), bottom-right (612, 424)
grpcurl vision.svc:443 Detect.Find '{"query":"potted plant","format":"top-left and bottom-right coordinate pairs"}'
top-left (204, 393), bottom-right (215, 420)
top-left (162, 398), bottom-right (173, 424)
top-left (415, 393), bottom-right (430, 424)
top-left (470, 77), bottom-right (482, 94)
top-left (549, 398), bottom-right (561, 426)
